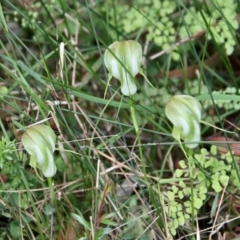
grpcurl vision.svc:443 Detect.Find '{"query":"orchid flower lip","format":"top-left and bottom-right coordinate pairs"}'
top-left (104, 40), bottom-right (142, 96)
top-left (165, 95), bottom-right (202, 149)
top-left (21, 124), bottom-right (57, 178)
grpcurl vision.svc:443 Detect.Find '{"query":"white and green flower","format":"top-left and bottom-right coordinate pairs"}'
top-left (165, 95), bottom-right (202, 148)
top-left (21, 124), bottom-right (56, 178)
top-left (104, 40), bottom-right (142, 96)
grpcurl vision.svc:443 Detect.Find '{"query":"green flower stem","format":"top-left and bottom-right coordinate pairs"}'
top-left (47, 177), bottom-right (54, 239)
top-left (47, 177), bottom-right (54, 202)
top-left (18, 167), bottom-right (44, 239)
top-left (129, 98), bottom-right (146, 179)
top-left (178, 143), bottom-right (195, 230)
top-left (187, 148), bottom-right (195, 231)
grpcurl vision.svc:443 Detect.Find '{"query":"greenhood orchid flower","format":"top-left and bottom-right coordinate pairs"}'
top-left (104, 40), bottom-right (142, 96)
top-left (165, 95), bottom-right (202, 149)
top-left (21, 124), bottom-right (56, 178)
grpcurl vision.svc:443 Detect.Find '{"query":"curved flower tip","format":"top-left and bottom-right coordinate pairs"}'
top-left (165, 95), bottom-right (202, 149)
top-left (21, 124), bottom-right (57, 178)
top-left (104, 40), bottom-right (142, 96)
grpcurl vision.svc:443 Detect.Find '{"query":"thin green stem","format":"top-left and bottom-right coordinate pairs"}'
top-left (47, 177), bottom-right (54, 239)
top-left (129, 98), bottom-right (147, 179)
top-left (200, 120), bottom-right (234, 134)
top-left (178, 142), bottom-right (195, 231)
top-left (47, 177), bottom-right (54, 202)
top-left (187, 148), bottom-right (195, 231)
top-left (18, 167), bottom-right (45, 240)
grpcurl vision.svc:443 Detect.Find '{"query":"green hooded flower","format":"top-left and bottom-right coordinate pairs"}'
top-left (21, 124), bottom-right (56, 178)
top-left (104, 40), bottom-right (142, 96)
top-left (165, 95), bottom-right (202, 148)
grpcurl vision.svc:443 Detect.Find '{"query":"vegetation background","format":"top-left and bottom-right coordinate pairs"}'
top-left (0, 0), bottom-right (240, 239)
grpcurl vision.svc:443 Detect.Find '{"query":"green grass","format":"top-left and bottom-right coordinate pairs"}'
top-left (0, 0), bottom-right (240, 239)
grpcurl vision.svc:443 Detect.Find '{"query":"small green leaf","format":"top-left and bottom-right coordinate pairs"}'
top-left (175, 169), bottom-right (183, 177)
top-left (204, 157), bottom-right (214, 168)
top-left (199, 185), bottom-right (207, 194)
top-left (184, 201), bottom-right (191, 207)
top-left (169, 211), bottom-right (176, 219)
top-left (197, 171), bottom-right (206, 182)
top-left (195, 154), bottom-right (205, 166)
top-left (172, 185), bottom-right (178, 193)
top-left (212, 180), bottom-right (222, 192)
top-left (194, 198), bottom-right (203, 209)
top-left (170, 227), bottom-right (176, 236)
top-left (178, 215), bottom-right (185, 225)
top-left (170, 205), bottom-right (177, 213)
top-left (178, 190), bottom-right (184, 199)
top-left (201, 148), bottom-right (208, 155)
top-left (177, 204), bottom-right (183, 211)
top-left (179, 160), bottom-right (187, 169)
top-left (199, 192), bottom-right (207, 201)
top-left (219, 175), bottom-right (229, 186)
top-left (173, 219), bottom-right (178, 228)
top-left (179, 180), bottom-right (186, 188)
top-left (186, 207), bottom-right (192, 214)
top-left (226, 154), bottom-right (233, 163)
top-left (183, 187), bottom-right (191, 196)
top-left (167, 191), bottom-right (175, 201)
top-left (210, 146), bottom-right (217, 155)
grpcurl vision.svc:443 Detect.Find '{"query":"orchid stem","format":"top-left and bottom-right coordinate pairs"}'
top-left (129, 98), bottom-right (147, 180)
top-left (47, 177), bottom-right (54, 203)
top-left (47, 177), bottom-right (54, 239)
top-left (179, 144), bottom-right (195, 231)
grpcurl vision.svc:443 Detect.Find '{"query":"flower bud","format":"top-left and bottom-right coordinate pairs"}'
top-left (104, 40), bottom-right (142, 96)
top-left (21, 124), bottom-right (56, 178)
top-left (165, 95), bottom-right (202, 148)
